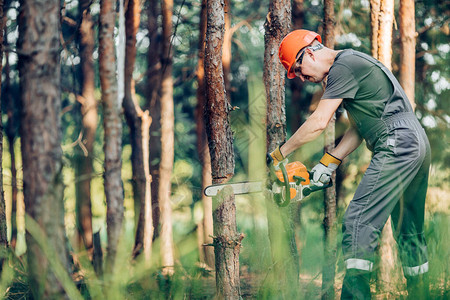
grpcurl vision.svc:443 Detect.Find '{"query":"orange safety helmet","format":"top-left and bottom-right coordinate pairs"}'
top-left (278, 30), bottom-right (322, 79)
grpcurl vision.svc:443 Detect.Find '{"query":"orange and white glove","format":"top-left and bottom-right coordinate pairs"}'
top-left (311, 152), bottom-right (341, 187)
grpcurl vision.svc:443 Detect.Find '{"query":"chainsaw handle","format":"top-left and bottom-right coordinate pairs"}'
top-left (303, 179), bottom-right (333, 197)
top-left (274, 163), bottom-right (290, 207)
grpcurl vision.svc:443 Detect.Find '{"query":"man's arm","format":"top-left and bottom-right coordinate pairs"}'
top-left (329, 125), bottom-right (363, 160)
top-left (280, 98), bottom-right (343, 156)
top-left (308, 124), bottom-right (362, 186)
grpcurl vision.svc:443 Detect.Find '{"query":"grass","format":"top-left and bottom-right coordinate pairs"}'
top-left (1, 200), bottom-right (448, 299)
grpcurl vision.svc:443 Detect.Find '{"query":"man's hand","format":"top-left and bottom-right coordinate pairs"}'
top-left (266, 144), bottom-right (286, 168)
top-left (311, 152), bottom-right (341, 186)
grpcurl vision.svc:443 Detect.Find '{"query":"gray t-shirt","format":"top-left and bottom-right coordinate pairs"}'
top-left (321, 49), bottom-right (394, 121)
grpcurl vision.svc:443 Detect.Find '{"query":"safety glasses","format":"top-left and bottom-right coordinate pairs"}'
top-left (292, 43), bottom-right (324, 78)
top-left (292, 49), bottom-right (307, 77)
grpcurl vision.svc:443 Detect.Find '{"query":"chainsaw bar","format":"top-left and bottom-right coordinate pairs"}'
top-left (203, 181), bottom-right (264, 197)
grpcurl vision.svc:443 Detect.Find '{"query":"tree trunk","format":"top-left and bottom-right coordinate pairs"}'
top-left (204, 1), bottom-right (235, 182)
top-left (213, 187), bottom-right (243, 299)
top-left (399, 0), bottom-right (416, 110)
top-left (370, 0), bottom-right (404, 295)
top-left (222, 0), bottom-right (232, 96)
top-left (99, 0), bottom-right (124, 274)
top-left (123, 0), bottom-right (154, 263)
top-left (0, 0), bottom-right (7, 266)
top-left (264, 0), bottom-right (290, 151)
top-left (146, 0), bottom-right (161, 241)
top-left (290, 0), bottom-right (309, 131)
top-left (322, 1), bottom-right (338, 299)
top-left (264, 1), bottom-right (299, 297)
top-left (195, 0), bottom-right (214, 269)
top-left (370, 0), bottom-right (381, 58)
top-left (372, 0), bottom-right (394, 69)
top-left (159, 0), bottom-right (175, 276)
top-left (205, 0), bottom-right (240, 297)
top-left (289, 2), bottom-right (306, 255)
top-left (4, 22), bottom-right (17, 251)
top-left (75, 0), bottom-right (97, 257)
top-left (7, 129), bottom-right (17, 251)
top-left (18, 0), bottom-right (70, 297)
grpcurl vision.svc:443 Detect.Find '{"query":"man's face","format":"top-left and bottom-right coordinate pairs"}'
top-left (292, 47), bottom-right (326, 83)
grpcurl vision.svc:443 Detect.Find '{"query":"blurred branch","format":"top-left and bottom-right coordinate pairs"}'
top-left (416, 49), bottom-right (439, 59)
top-left (416, 104), bottom-right (449, 124)
top-left (417, 17), bottom-right (450, 35)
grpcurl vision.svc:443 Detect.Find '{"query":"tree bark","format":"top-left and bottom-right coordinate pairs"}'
top-left (18, 0), bottom-right (70, 297)
top-left (264, 0), bottom-right (290, 151)
top-left (205, 0), bottom-right (235, 183)
top-left (6, 123), bottom-right (17, 251)
top-left (75, 0), bottom-right (97, 257)
top-left (205, 0), bottom-right (240, 298)
top-left (159, 0), bottom-right (175, 276)
top-left (399, 0), bottom-right (416, 110)
top-left (322, 1), bottom-right (338, 299)
top-left (3, 14), bottom-right (22, 251)
top-left (370, 0), bottom-right (404, 294)
top-left (196, 0), bottom-right (214, 269)
top-left (374, 0), bottom-right (394, 69)
top-left (123, 0), bottom-right (154, 263)
top-left (222, 0), bottom-right (232, 96)
top-left (263, 1), bottom-right (299, 297)
top-left (289, 0), bottom-right (309, 131)
top-left (146, 0), bottom-right (161, 241)
top-left (99, 0), bottom-right (124, 274)
top-left (370, 0), bottom-right (381, 58)
top-left (213, 187), bottom-right (243, 299)
top-left (4, 46), bottom-right (18, 250)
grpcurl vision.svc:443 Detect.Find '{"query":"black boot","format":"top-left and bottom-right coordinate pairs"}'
top-left (405, 273), bottom-right (430, 299)
top-left (341, 269), bottom-right (371, 300)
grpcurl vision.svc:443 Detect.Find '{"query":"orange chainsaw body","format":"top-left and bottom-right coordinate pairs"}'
top-left (275, 161), bottom-right (310, 200)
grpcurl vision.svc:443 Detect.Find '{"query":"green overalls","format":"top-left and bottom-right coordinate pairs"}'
top-left (322, 50), bottom-right (431, 299)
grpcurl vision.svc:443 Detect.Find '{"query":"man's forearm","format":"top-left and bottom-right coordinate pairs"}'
top-left (279, 99), bottom-right (343, 157)
top-left (330, 126), bottom-right (362, 160)
top-left (280, 114), bottom-right (326, 157)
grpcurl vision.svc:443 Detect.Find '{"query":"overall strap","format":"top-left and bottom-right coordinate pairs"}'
top-left (349, 50), bottom-right (414, 114)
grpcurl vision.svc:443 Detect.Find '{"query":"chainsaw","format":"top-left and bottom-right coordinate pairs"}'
top-left (203, 161), bottom-right (332, 207)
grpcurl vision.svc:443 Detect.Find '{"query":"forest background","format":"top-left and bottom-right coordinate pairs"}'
top-left (0, 0), bottom-right (448, 299)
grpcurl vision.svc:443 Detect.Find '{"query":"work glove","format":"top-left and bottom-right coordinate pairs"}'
top-left (310, 152), bottom-right (342, 187)
top-left (266, 144), bottom-right (287, 170)
top-left (266, 144), bottom-right (288, 188)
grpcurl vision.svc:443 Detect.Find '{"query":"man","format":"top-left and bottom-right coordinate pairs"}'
top-left (268, 29), bottom-right (430, 299)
